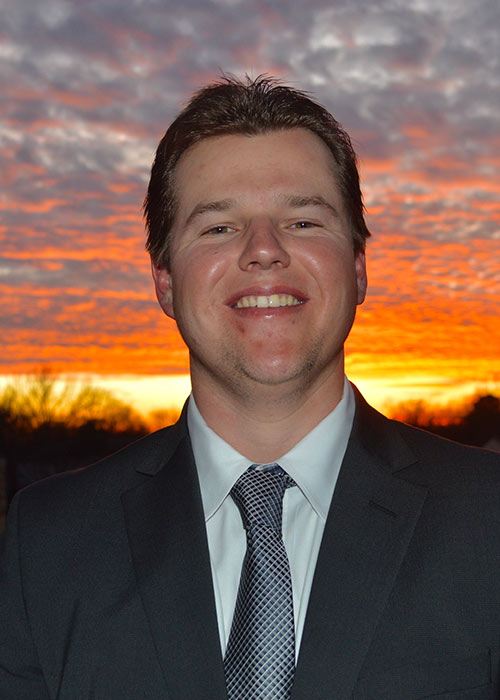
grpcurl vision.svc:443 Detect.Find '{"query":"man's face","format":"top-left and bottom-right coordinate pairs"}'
top-left (153, 128), bottom-right (366, 398)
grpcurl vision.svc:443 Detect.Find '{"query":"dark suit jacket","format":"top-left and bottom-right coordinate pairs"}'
top-left (1, 390), bottom-right (500, 699)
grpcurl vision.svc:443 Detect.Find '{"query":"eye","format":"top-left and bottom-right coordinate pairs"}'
top-left (202, 224), bottom-right (235, 236)
top-left (290, 220), bottom-right (316, 229)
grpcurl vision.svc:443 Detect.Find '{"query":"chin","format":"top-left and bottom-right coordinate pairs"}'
top-left (238, 358), bottom-right (313, 387)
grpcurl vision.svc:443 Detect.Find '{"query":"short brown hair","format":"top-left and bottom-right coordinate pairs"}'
top-left (144, 74), bottom-right (371, 268)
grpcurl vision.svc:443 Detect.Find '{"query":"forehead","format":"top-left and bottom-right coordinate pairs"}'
top-left (172, 128), bottom-right (340, 213)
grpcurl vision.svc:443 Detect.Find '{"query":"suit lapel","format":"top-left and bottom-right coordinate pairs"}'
top-left (292, 392), bottom-right (428, 700)
top-left (122, 418), bottom-right (227, 700)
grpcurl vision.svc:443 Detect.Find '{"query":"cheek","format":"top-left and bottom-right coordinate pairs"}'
top-left (178, 246), bottom-right (227, 288)
top-left (303, 241), bottom-right (356, 293)
top-left (171, 249), bottom-right (229, 319)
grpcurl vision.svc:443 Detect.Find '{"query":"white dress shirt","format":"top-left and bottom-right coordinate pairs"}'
top-left (187, 377), bottom-right (355, 660)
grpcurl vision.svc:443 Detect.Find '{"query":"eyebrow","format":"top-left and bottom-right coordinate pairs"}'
top-left (184, 199), bottom-right (236, 228)
top-left (278, 194), bottom-right (341, 219)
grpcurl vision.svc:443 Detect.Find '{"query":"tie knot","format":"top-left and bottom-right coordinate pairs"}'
top-left (230, 465), bottom-right (295, 532)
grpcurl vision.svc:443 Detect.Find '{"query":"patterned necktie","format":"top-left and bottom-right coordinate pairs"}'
top-left (224, 464), bottom-right (296, 700)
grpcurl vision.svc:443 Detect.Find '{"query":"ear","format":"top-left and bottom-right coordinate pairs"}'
top-left (355, 251), bottom-right (367, 305)
top-left (151, 261), bottom-right (175, 319)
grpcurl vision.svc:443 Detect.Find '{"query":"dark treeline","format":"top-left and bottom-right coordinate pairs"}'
top-left (0, 372), bottom-right (179, 508)
top-left (388, 394), bottom-right (500, 450)
top-left (1, 373), bottom-right (499, 531)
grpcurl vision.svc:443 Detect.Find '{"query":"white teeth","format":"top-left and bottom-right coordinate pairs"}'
top-left (235, 294), bottom-right (301, 309)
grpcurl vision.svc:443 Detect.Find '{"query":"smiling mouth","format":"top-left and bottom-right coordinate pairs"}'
top-left (234, 294), bottom-right (303, 309)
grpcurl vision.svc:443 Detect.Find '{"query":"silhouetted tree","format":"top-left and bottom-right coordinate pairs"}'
top-left (0, 370), bottom-right (148, 503)
top-left (148, 407), bottom-right (181, 432)
top-left (387, 399), bottom-right (437, 428)
top-left (387, 393), bottom-right (500, 448)
top-left (461, 395), bottom-right (500, 447)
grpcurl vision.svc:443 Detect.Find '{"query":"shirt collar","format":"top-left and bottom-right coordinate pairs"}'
top-left (188, 377), bottom-right (355, 522)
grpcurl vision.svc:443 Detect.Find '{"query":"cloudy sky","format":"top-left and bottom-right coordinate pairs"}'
top-left (1, 0), bottom-right (499, 414)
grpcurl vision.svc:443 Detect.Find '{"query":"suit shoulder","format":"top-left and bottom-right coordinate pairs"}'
top-left (11, 421), bottom-right (186, 532)
top-left (394, 418), bottom-right (500, 467)
top-left (383, 417), bottom-right (500, 507)
top-left (353, 389), bottom-right (500, 487)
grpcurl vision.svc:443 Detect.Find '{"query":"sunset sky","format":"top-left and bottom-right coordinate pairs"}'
top-left (1, 0), bottom-right (499, 417)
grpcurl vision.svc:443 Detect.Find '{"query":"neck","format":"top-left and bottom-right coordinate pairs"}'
top-left (191, 361), bottom-right (345, 463)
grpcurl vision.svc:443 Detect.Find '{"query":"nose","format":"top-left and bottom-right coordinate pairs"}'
top-left (238, 217), bottom-right (291, 271)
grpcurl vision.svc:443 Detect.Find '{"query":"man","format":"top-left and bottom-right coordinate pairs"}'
top-left (1, 75), bottom-right (500, 699)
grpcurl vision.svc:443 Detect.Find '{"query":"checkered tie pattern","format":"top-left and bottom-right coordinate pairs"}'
top-left (224, 464), bottom-right (296, 700)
